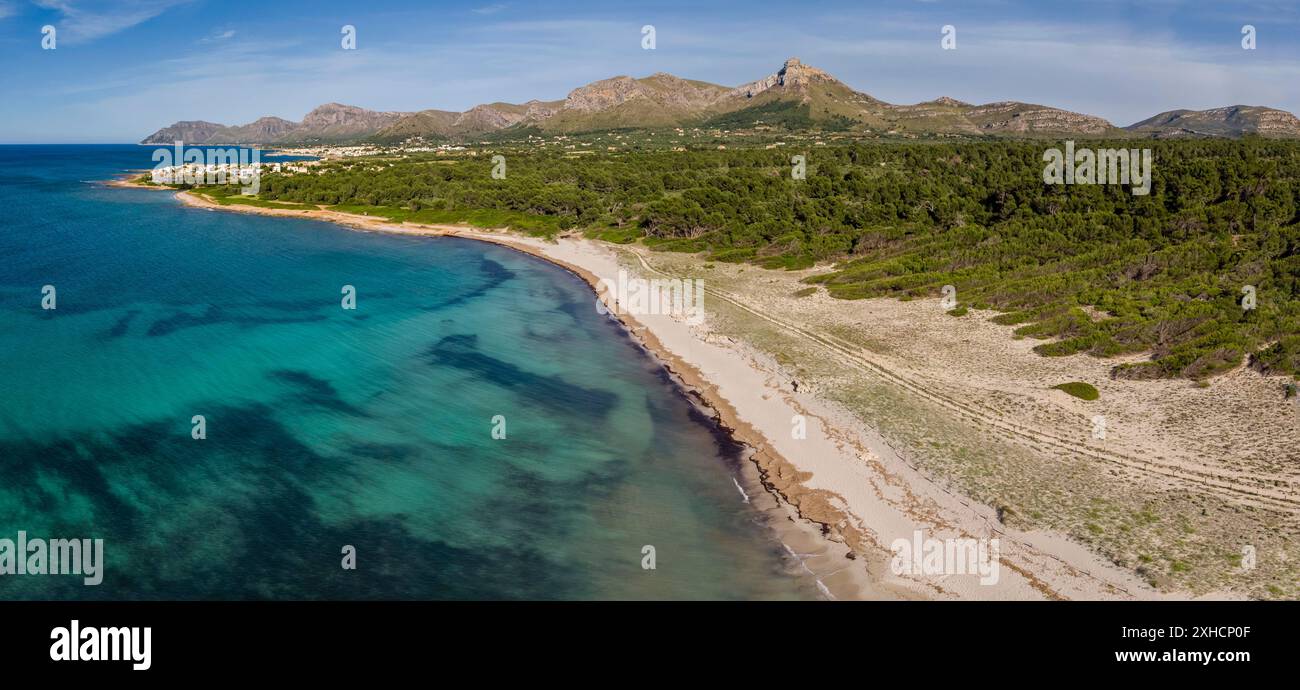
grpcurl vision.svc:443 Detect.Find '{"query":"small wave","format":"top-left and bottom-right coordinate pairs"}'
top-left (815, 579), bottom-right (835, 601)
top-left (782, 542), bottom-right (819, 563)
top-left (731, 476), bottom-right (749, 503)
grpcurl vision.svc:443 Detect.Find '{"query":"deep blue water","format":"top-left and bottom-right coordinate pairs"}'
top-left (0, 145), bottom-right (815, 600)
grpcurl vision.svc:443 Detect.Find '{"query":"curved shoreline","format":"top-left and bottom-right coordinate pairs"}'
top-left (162, 189), bottom-right (1181, 601)
top-left (170, 190), bottom-right (880, 600)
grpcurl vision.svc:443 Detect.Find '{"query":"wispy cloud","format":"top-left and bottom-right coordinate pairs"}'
top-left (35, 0), bottom-right (190, 43)
top-left (198, 28), bottom-right (236, 44)
top-left (472, 3), bottom-right (508, 15)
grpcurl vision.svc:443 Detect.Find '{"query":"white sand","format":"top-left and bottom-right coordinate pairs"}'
top-left (173, 191), bottom-right (1243, 600)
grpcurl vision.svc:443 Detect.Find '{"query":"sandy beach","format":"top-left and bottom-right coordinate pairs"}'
top-left (162, 189), bottom-right (1274, 601)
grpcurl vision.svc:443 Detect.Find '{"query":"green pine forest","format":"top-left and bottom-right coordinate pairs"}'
top-left (214, 138), bottom-right (1300, 382)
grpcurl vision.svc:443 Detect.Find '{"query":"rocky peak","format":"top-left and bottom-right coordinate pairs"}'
top-left (293, 103), bottom-right (408, 139)
top-left (965, 102), bottom-right (1114, 134)
top-left (139, 120), bottom-right (227, 145)
top-left (1126, 105), bottom-right (1300, 138)
top-left (775, 57), bottom-right (832, 87)
top-left (523, 100), bottom-right (560, 120)
top-left (1255, 108), bottom-right (1300, 134)
top-left (302, 103), bottom-right (370, 126)
top-left (564, 76), bottom-right (647, 112)
top-left (227, 116), bottom-right (299, 141)
top-left (243, 116), bottom-right (297, 132)
top-left (455, 104), bottom-right (526, 129)
top-left (730, 56), bottom-right (840, 99)
top-left (560, 72), bottom-right (728, 114)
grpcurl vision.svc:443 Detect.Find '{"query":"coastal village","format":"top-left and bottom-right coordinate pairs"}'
top-left (146, 128), bottom-right (835, 186)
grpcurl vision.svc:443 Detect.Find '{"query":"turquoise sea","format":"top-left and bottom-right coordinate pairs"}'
top-left (0, 145), bottom-right (817, 600)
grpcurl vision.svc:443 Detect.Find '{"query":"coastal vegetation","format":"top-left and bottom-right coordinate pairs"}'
top-left (191, 138), bottom-right (1300, 381)
top-left (1052, 381), bottom-right (1101, 400)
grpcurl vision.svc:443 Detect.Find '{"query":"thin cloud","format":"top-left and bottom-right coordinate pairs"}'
top-left (199, 28), bottom-right (236, 44)
top-left (472, 3), bottom-right (509, 14)
top-left (34, 0), bottom-right (191, 43)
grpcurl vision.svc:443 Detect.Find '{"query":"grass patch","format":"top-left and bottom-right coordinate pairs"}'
top-left (197, 188), bottom-right (309, 210)
top-left (1052, 381), bottom-right (1100, 401)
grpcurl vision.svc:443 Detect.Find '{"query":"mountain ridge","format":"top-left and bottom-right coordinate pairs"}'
top-left (1124, 105), bottom-right (1300, 138)
top-left (142, 103), bottom-right (410, 145)
top-left (140, 57), bottom-right (1300, 144)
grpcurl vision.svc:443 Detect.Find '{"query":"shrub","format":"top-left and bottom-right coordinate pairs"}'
top-left (1052, 381), bottom-right (1100, 400)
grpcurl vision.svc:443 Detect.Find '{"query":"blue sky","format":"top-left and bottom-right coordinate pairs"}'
top-left (1, 0), bottom-right (1298, 143)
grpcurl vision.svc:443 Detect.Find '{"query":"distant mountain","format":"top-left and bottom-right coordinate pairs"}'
top-left (373, 101), bottom-right (563, 142)
top-left (889, 99), bottom-right (1118, 137)
top-left (706, 58), bottom-right (1120, 136)
top-left (292, 103), bottom-right (409, 140)
top-left (1125, 106), bottom-right (1300, 138)
top-left (144, 120), bottom-right (228, 144)
top-left (380, 58), bottom-right (1121, 140)
top-left (221, 116), bottom-right (298, 143)
top-left (141, 58), bottom-right (1300, 145)
top-left (699, 58), bottom-right (889, 130)
top-left (140, 103), bottom-right (409, 145)
top-left (540, 73), bottom-right (732, 132)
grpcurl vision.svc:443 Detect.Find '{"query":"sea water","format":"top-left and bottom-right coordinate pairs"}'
top-left (0, 145), bottom-right (817, 600)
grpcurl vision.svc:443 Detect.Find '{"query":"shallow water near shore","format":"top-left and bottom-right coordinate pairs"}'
top-left (0, 145), bottom-right (818, 600)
